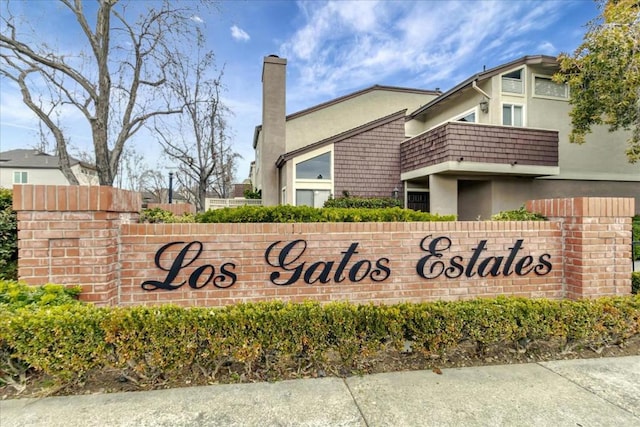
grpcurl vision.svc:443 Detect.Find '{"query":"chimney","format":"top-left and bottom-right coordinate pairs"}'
top-left (260, 55), bottom-right (286, 206)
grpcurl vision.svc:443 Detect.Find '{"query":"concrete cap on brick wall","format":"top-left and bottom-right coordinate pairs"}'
top-left (12, 185), bottom-right (141, 213)
top-left (526, 197), bottom-right (635, 218)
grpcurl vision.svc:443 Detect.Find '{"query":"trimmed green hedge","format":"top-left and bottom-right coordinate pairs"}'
top-left (633, 215), bottom-right (639, 261)
top-left (1, 283), bottom-right (638, 389)
top-left (324, 196), bottom-right (402, 209)
top-left (491, 206), bottom-right (546, 221)
top-left (139, 207), bottom-right (194, 223)
top-left (0, 188), bottom-right (17, 280)
top-left (196, 205), bottom-right (454, 223)
top-left (633, 272), bottom-right (639, 295)
top-left (0, 281), bottom-right (81, 310)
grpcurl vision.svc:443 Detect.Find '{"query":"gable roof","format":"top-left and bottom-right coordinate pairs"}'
top-left (253, 85), bottom-right (440, 148)
top-left (0, 149), bottom-right (94, 169)
top-left (276, 109), bottom-right (407, 167)
top-left (407, 55), bottom-right (559, 120)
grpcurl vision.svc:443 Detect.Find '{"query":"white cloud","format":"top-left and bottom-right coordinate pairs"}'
top-left (231, 25), bottom-right (250, 42)
top-left (279, 0), bottom-right (570, 107)
top-left (191, 15), bottom-right (204, 24)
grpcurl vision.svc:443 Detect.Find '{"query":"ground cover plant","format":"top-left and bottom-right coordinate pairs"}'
top-left (1, 281), bottom-right (638, 398)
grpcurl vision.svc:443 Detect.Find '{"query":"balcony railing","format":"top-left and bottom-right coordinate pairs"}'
top-left (400, 122), bottom-right (558, 177)
top-left (206, 198), bottom-right (262, 210)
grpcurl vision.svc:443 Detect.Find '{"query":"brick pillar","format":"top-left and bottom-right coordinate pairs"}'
top-left (13, 185), bottom-right (141, 306)
top-left (526, 197), bottom-right (635, 299)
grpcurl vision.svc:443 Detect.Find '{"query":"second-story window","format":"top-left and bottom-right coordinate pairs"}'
top-left (502, 104), bottom-right (523, 127)
top-left (501, 69), bottom-right (524, 94)
top-left (534, 75), bottom-right (568, 99)
top-left (13, 171), bottom-right (28, 184)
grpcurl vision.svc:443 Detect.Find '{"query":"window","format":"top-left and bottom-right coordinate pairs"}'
top-left (502, 104), bottom-right (523, 126)
top-left (295, 152), bottom-right (331, 179)
top-left (501, 69), bottom-right (523, 94)
top-left (534, 75), bottom-right (568, 99)
top-left (13, 171), bottom-right (28, 184)
top-left (457, 111), bottom-right (475, 123)
top-left (296, 189), bottom-right (331, 208)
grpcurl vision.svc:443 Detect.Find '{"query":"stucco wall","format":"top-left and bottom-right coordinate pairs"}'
top-left (286, 89), bottom-right (437, 152)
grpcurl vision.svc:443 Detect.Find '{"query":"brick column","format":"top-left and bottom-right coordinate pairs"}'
top-left (526, 197), bottom-right (635, 299)
top-left (13, 185), bottom-right (141, 306)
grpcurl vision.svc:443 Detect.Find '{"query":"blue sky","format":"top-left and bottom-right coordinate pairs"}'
top-left (0, 0), bottom-right (599, 183)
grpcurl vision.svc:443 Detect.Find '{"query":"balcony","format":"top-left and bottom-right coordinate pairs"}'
top-left (400, 122), bottom-right (559, 179)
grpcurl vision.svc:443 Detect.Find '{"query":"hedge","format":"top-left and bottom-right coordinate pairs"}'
top-left (633, 272), bottom-right (639, 295)
top-left (195, 205), bottom-right (454, 223)
top-left (1, 283), bottom-right (638, 389)
top-left (323, 195), bottom-right (402, 209)
top-left (491, 206), bottom-right (546, 221)
top-left (0, 188), bottom-right (17, 280)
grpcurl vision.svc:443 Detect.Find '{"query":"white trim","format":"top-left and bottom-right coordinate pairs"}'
top-left (532, 73), bottom-right (569, 100)
top-left (401, 161), bottom-right (559, 181)
top-left (500, 67), bottom-right (525, 97)
top-left (421, 106), bottom-right (480, 133)
top-left (538, 172), bottom-right (640, 182)
top-left (292, 144), bottom-right (334, 205)
top-left (13, 170), bottom-right (28, 184)
top-left (501, 102), bottom-right (526, 127)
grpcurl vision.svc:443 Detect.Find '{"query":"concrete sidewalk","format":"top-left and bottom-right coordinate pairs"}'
top-left (2, 356), bottom-right (639, 427)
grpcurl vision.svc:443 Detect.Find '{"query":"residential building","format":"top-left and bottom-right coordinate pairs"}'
top-left (0, 149), bottom-right (99, 187)
top-left (253, 55), bottom-right (639, 218)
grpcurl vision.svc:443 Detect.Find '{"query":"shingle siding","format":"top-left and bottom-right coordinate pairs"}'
top-left (400, 122), bottom-right (558, 172)
top-left (334, 117), bottom-right (406, 198)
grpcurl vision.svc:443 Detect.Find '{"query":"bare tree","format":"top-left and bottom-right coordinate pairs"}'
top-left (0, 0), bottom-right (211, 185)
top-left (139, 169), bottom-right (167, 203)
top-left (154, 29), bottom-right (237, 211)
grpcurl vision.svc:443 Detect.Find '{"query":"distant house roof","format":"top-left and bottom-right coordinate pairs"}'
top-left (0, 149), bottom-right (95, 170)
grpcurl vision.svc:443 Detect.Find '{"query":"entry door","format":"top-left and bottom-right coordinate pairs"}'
top-left (407, 192), bottom-right (429, 212)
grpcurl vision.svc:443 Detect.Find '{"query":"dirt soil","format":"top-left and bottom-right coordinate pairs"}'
top-left (2, 335), bottom-right (639, 400)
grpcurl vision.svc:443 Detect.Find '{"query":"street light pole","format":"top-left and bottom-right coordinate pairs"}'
top-left (168, 172), bottom-right (174, 204)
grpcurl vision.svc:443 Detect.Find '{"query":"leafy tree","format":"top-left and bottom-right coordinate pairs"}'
top-left (0, 0), bottom-right (213, 184)
top-left (554, 0), bottom-right (640, 163)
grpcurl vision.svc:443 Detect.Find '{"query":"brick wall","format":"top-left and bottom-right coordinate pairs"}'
top-left (13, 185), bottom-right (140, 305)
top-left (12, 185), bottom-right (635, 307)
top-left (526, 197), bottom-right (635, 298)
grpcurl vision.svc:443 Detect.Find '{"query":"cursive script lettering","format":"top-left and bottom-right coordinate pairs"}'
top-left (264, 240), bottom-right (391, 286)
top-left (417, 235), bottom-right (552, 280)
top-left (141, 241), bottom-right (237, 291)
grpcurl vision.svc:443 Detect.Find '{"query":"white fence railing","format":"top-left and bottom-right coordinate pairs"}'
top-left (206, 198), bottom-right (262, 210)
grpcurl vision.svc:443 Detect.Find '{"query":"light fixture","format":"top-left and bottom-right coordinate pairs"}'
top-left (479, 97), bottom-right (489, 113)
top-left (392, 187), bottom-right (399, 199)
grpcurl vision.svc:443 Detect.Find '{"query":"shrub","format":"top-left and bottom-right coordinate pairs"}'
top-left (633, 215), bottom-right (639, 261)
top-left (139, 207), bottom-right (194, 223)
top-left (0, 188), bottom-right (17, 280)
top-left (196, 205), bottom-right (455, 223)
top-left (243, 188), bottom-right (261, 199)
top-left (0, 281), bottom-right (81, 310)
top-left (633, 272), bottom-right (639, 295)
top-left (324, 196), bottom-right (402, 209)
top-left (1, 296), bottom-right (638, 388)
top-left (491, 206), bottom-right (546, 221)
